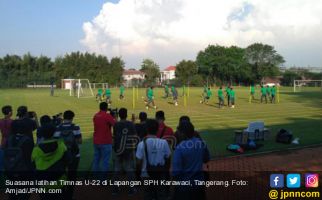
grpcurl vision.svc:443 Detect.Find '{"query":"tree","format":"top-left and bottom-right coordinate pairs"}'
top-left (140, 59), bottom-right (160, 85)
top-left (196, 45), bottom-right (226, 84)
top-left (196, 45), bottom-right (250, 85)
top-left (245, 43), bottom-right (284, 82)
top-left (175, 60), bottom-right (197, 85)
top-left (110, 57), bottom-right (125, 85)
top-left (282, 70), bottom-right (301, 86)
top-left (53, 52), bottom-right (124, 86)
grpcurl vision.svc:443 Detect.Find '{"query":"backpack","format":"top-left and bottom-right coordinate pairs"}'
top-left (4, 135), bottom-right (31, 171)
top-left (144, 138), bottom-right (167, 179)
top-left (276, 129), bottom-right (293, 144)
top-left (59, 124), bottom-right (78, 156)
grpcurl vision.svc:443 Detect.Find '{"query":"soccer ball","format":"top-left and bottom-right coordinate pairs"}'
top-left (175, 102), bottom-right (178, 106)
top-left (199, 100), bottom-right (202, 104)
top-left (146, 106), bottom-right (149, 110)
top-left (232, 105), bottom-right (235, 108)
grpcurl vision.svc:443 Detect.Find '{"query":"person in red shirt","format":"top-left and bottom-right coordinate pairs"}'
top-left (0, 105), bottom-right (13, 170)
top-left (0, 105), bottom-right (13, 147)
top-left (92, 102), bottom-right (116, 173)
top-left (155, 111), bottom-right (174, 138)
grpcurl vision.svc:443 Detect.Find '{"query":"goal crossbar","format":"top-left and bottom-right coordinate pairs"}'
top-left (294, 80), bottom-right (322, 92)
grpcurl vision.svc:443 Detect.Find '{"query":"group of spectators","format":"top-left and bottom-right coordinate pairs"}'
top-left (0, 105), bottom-right (81, 200)
top-left (0, 102), bottom-right (210, 200)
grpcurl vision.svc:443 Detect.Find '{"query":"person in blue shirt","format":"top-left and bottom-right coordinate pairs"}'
top-left (172, 121), bottom-right (210, 200)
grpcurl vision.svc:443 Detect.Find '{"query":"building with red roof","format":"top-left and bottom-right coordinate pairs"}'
top-left (161, 66), bottom-right (176, 83)
top-left (122, 69), bottom-right (145, 87)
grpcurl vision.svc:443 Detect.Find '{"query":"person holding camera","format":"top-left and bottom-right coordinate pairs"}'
top-left (10, 106), bottom-right (39, 145)
top-left (4, 107), bottom-right (36, 200)
top-left (54, 110), bottom-right (82, 200)
top-left (92, 102), bottom-right (116, 176)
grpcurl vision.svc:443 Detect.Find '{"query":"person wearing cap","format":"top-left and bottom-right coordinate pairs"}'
top-left (11, 106), bottom-right (39, 144)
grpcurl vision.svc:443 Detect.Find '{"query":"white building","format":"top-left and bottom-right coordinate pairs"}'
top-left (122, 69), bottom-right (145, 87)
top-left (160, 66), bottom-right (176, 83)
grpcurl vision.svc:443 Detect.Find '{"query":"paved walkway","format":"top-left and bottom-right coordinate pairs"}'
top-left (74, 146), bottom-right (322, 200)
top-left (208, 145), bottom-right (322, 171)
top-left (2, 146), bottom-right (322, 200)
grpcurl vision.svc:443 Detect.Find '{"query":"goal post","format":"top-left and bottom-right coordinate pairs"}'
top-left (294, 80), bottom-right (322, 92)
top-left (91, 83), bottom-right (109, 90)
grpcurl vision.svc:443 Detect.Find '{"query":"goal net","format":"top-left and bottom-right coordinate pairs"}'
top-left (69, 79), bottom-right (94, 98)
top-left (294, 80), bottom-right (322, 92)
top-left (91, 83), bottom-right (109, 90)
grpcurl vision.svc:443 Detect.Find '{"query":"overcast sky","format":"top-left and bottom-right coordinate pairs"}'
top-left (1, 0), bottom-right (322, 69)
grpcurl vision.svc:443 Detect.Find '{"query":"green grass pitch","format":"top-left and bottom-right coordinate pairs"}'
top-left (1, 87), bottom-right (321, 170)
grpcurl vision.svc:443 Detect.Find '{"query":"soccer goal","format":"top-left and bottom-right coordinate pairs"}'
top-left (294, 80), bottom-right (322, 92)
top-left (91, 83), bottom-right (109, 90)
top-left (68, 79), bottom-right (94, 98)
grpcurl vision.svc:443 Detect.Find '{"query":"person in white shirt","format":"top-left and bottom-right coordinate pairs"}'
top-left (136, 119), bottom-right (171, 200)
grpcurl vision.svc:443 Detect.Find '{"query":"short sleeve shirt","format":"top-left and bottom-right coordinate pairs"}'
top-left (136, 137), bottom-right (171, 177)
top-left (54, 122), bottom-right (82, 157)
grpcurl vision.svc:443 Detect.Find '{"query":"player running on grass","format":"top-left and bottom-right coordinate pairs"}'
top-left (260, 85), bottom-right (267, 103)
top-left (172, 86), bottom-right (179, 106)
top-left (146, 86), bottom-right (157, 110)
top-left (200, 87), bottom-right (212, 104)
top-left (96, 88), bottom-right (103, 102)
top-left (163, 84), bottom-right (169, 98)
top-left (218, 87), bottom-right (224, 108)
top-left (119, 85), bottom-right (125, 100)
top-left (230, 87), bottom-right (236, 108)
top-left (104, 87), bottom-right (112, 106)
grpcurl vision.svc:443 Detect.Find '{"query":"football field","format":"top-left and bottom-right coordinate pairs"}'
top-left (1, 87), bottom-right (322, 170)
